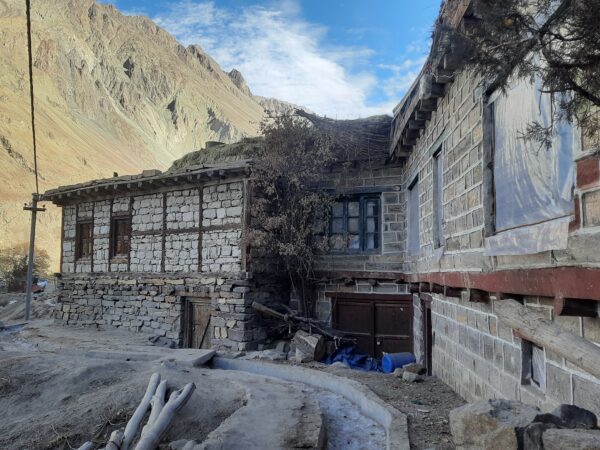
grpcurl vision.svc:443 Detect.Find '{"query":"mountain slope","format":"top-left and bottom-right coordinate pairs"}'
top-left (0, 0), bottom-right (268, 268)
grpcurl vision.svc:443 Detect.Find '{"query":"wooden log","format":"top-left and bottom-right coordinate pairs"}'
top-left (105, 430), bottom-right (124, 450)
top-left (134, 383), bottom-right (196, 450)
top-left (494, 299), bottom-right (600, 380)
top-left (292, 329), bottom-right (326, 362)
top-left (122, 373), bottom-right (161, 450)
top-left (76, 442), bottom-right (94, 450)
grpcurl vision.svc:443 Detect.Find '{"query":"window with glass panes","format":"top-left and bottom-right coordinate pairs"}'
top-left (110, 216), bottom-right (131, 258)
top-left (330, 196), bottom-right (380, 252)
top-left (76, 221), bottom-right (93, 259)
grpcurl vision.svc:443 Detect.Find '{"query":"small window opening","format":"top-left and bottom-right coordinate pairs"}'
top-left (408, 177), bottom-right (420, 256)
top-left (522, 340), bottom-right (546, 392)
top-left (433, 149), bottom-right (444, 248)
top-left (111, 217), bottom-right (131, 258)
top-left (76, 221), bottom-right (93, 259)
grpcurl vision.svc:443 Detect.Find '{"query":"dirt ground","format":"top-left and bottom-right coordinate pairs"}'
top-left (300, 363), bottom-right (465, 450)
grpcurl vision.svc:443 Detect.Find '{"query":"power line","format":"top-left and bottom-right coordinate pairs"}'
top-left (25, 0), bottom-right (39, 193)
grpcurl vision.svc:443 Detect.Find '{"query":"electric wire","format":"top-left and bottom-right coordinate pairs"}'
top-left (25, 0), bottom-right (40, 194)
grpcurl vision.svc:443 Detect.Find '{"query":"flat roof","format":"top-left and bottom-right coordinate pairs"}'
top-left (42, 159), bottom-right (252, 205)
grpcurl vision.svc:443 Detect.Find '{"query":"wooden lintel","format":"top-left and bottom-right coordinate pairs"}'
top-left (554, 297), bottom-right (598, 318)
top-left (409, 283), bottom-right (420, 294)
top-left (495, 299), bottom-right (600, 380)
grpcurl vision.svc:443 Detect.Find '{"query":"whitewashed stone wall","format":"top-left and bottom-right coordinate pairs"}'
top-left (165, 233), bottom-right (198, 272)
top-left (166, 189), bottom-right (200, 229)
top-left (132, 194), bottom-right (163, 232)
top-left (130, 235), bottom-right (162, 272)
top-left (93, 200), bottom-right (111, 272)
top-left (202, 230), bottom-right (242, 273)
top-left (202, 182), bottom-right (243, 227)
top-left (62, 205), bottom-right (76, 273)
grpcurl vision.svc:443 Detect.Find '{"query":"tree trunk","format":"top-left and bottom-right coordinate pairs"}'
top-left (292, 329), bottom-right (326, 361)
top-left (494, 299), bottom-right (600, 380)
top-left (122, 373), bottom-right (161, 450)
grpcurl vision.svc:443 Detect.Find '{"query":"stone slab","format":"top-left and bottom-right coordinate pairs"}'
top-left (159, 349), bottom-right (216, 367)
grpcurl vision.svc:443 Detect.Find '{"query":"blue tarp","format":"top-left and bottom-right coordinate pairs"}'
top-left (323, 346), bottom-right (381, 372)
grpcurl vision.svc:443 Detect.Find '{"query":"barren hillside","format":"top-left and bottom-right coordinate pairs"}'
top-left (0, 0), bottom-right (276, 269)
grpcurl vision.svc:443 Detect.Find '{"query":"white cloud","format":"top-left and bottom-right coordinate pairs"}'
top-left (153, 1), bottom-right (426, 118)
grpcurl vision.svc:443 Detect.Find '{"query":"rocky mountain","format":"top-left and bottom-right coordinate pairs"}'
top-left (0, 0), bottom-right (300, 268)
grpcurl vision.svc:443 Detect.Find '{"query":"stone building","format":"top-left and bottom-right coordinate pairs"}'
top-left (388, 0), bottom-right (600, 417)
top-left (43, 0), bottom-right (600, 419)
top-left (43, 160), bottom-right (285, 351)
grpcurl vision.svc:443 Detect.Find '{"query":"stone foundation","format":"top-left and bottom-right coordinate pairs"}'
top-left (417, 292), bottom-right (600, 418)
top-left (56, 272), bottom-right (286, 350)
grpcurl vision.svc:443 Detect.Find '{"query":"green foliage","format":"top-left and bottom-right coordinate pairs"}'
top-left (0, 243), bottom-right (50, 292)
top-left (247, 114), bottom-right (336, 316)
top-left (453, 0), bottom-right (600, 143)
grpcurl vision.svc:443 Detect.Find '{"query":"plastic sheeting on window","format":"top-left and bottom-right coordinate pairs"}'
top-left (493, 76), bottom-right (576, 233)
top-left (484, 215), bottom-right (570, 256)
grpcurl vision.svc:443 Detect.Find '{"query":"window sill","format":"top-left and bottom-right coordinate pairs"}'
top-left (110, 256), bottom-right (128, 263)
top-left (76, 257), bottom-right (92, 262)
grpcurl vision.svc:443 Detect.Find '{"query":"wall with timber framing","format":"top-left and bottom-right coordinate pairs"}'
top-left (52, 173), bottom-right (287, 351)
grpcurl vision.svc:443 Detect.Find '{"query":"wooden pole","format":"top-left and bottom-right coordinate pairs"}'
top-left (494, 299), bottom-right (600, 380)
top-left (23, 193), bottom-right (45, 320)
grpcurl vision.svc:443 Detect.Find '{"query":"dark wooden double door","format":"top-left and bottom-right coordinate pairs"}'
top-left (332, 294), bottom-right (413, 359)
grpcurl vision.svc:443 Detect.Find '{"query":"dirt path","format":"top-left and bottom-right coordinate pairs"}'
top-left (302, 363), bottom-right (465, 450)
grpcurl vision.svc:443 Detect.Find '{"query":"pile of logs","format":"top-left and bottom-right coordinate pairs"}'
top-left (78, 373), bottom-right (195, 450)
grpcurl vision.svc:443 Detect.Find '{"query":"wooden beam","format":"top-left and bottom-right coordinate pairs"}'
top-left (554, 298), bottom-right (598, 318)
top-left (420, 99), bottom-right (437, 111)
top-left (431, 283), bottom-right (444, 294)
top-left (408, 120), bottom-right (426, 130)
top-left (495, 299), bottom-right (600, 380)
top-left (444, 286), bottom-right (463, 298)
top-left (419, 282), bottom-right (431, 293)
top-left (414, 110), bottom-right (432, 121)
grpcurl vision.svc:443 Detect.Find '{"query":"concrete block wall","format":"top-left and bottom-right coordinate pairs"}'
top-left (315, 159), bottom-right (407, 274)
top-left (402, 70), bottom-right (485, 272)
top-left (427, 292), bottom-right (600, 417)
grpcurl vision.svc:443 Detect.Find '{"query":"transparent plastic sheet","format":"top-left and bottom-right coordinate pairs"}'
top-left (493, 76), bottom-right (575, 232)
top-left (484, 216), bottom-right (570, 256)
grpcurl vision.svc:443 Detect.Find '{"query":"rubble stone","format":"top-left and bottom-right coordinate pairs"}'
top-left (542, 428), bottom-right (600, 450)
top-left (449, 399), bottom-right (540, 450)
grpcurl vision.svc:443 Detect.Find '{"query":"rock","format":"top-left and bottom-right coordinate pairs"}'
top-left (148, 335), bottom-right (177, 348)
top-left (275, 340), bottom-right (290, 354)
top-left (523, 422), bottom-right (559, 450)
top-left (294, 348), bottom-right (312, 363)
top-left (551, 404), bottom-right (598, 429)
top-left (392, 368), bottom-right (405, 378)
top-left (403, 362), bottom-right (427, 375)
top-left (543, 428), bottom-right (600, 450)
top-left (402, 371), bottom-right (424, 382)
top-left (450, 399), bottom-right (540, 450)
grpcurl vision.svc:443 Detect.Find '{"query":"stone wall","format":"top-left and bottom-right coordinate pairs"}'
top-left (425, 292), bottom-right (600, 417)
top-left (60, 181), bottom-right (244, 276)
top-left (56, 272), bottom-right (286, 351)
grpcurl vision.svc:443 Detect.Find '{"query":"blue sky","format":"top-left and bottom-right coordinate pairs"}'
top-left (108, 0), bottom-right (441, 118)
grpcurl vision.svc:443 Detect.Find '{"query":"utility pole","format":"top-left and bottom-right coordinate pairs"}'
top-left (23, 194), bottom-right (45, 321)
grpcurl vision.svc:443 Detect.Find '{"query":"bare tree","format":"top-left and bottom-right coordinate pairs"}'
top-left (248, 114), bottom-right (336, 317)
top-left (451, 0), bottom-right (600, 144)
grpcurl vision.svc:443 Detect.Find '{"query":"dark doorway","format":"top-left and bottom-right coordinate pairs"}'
top-left (421, 296), bottom-right (433, 375)
top-left (183, 296), bottom-right (212, 349)
top-left (331, 293), bottom-right (413, 359)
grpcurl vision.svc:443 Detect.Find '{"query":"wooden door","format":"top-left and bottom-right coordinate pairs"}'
top-left (184, 297), bottom-right (212, 349)
top-left (333, 294), bottom-right (413, 359)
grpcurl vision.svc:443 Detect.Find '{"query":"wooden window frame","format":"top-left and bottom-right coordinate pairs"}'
top-left (110, 215), bottom-right (131, 259)
top-left (329, 194), bottom-right (381, 254)
top-left (76, 220), bottom-right (93, 260)
top-left (521, 339), bottom-right (547, 393)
